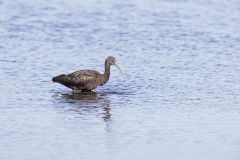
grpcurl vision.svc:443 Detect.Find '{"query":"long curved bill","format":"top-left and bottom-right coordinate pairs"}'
top-left (114, 64), bottom-right (127, 82)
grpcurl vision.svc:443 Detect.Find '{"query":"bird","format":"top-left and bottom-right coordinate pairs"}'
top-left (52, 56), bottom-right (126, 92)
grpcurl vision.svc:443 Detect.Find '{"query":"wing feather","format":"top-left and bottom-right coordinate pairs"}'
top-left (66, 70), bottom-right (97, 85)
top-left (53, 70), bottom-right (101, 90)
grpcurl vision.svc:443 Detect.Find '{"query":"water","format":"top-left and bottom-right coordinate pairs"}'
top-left (0, 0), bottom-right (240, 160)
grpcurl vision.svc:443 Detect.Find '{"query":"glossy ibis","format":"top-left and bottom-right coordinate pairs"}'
top-left (52, 56), bottom-right (126, 92)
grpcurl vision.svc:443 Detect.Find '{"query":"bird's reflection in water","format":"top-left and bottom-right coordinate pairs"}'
top-left (54, 91), bottom-right (111, 121)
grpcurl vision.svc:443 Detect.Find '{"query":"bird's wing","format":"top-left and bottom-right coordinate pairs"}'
top-left (66, 70), bottom-right (97, 85)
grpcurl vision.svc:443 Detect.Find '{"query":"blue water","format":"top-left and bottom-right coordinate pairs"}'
top-left (0, 0), bottom-right (240, 160)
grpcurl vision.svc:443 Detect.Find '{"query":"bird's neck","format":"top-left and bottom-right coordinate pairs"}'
top-left (102, 62), bottom-right (111, 83)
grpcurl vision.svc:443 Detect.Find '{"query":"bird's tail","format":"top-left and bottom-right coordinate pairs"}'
top-left (52, 74), bottom-right (66, 83)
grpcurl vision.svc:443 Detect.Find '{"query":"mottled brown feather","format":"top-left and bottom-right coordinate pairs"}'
top-left (53, 70), bottom-right (102, 91)
top-left (67, 70), bottom-right (98, 84)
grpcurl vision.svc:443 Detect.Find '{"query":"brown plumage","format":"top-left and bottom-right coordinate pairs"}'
top-left (52, 56), bottom-right (126, 92)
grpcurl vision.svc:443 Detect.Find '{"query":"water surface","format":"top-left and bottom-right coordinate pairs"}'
top-left (0, 0), bottom-right (240, 160)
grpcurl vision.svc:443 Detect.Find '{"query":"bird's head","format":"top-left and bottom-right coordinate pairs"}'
top-left (105, 56), bottom-right (127, 82)
top-left (106, 56), bottom-right (116, 65)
